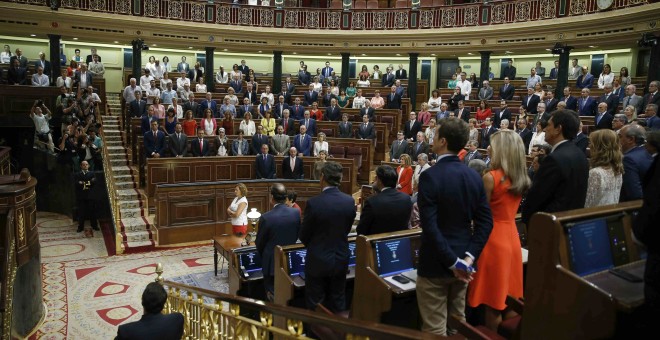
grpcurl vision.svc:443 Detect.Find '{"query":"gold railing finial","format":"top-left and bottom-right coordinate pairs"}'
top-left (155, 263), bottom-right (163, 283)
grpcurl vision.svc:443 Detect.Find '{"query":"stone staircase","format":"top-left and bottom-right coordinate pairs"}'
top-left (103, 93), bottom-right (155, 253)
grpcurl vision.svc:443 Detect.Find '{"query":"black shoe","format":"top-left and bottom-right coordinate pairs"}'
top-left (92, 226), bottom-right (100, 231)
top-left (77, 227), bottom-right (83, 232)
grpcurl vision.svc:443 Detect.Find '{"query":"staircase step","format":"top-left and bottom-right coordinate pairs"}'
top-left (117, 189), bottom-right (140, 200)
top-left (119, 200), bottom-right (141, 210)
top-left (115, 181), bottom-right (136, 190)
top-left (119, 207), bottom-right (143, 218)
top-left (124, 240), bottom-right (155, 249)
top-left (121, 217), bottom-right (151, 231)
top-left (113, 166), bottom-right (134, 176)
top-left (122, 230), bottom-right (152, 243)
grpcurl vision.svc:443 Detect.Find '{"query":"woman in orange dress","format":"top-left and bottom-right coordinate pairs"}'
top-left (475, 99), bottom-right (492, 128)
top-left (396, 154), bottom-right (414, 195)
top-left (468, 130), bottom-right (530, 332)
top-left (182, 110), bottom-right (197, 136)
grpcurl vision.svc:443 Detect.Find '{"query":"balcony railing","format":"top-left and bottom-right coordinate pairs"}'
top-left (5, 0), bottom-right (650, 30)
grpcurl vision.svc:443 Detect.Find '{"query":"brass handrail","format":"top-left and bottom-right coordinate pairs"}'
top-left (1, 208), bottom-right (16, 340)
top-left (99, 101), bottom-right (125, 254)
top-left (153, 265), bottom-right (437, 340)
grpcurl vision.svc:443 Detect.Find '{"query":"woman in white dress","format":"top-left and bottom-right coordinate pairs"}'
top-left (145, 56), bottom-right (156, 74)
top-left (598, 64), bottom-right (615, 89)
top-left (529, 121), bottom-right (547, 155)
top-left (240, 112), bottom-right (256, 136)
top-left (585, 129), bottom-right (623, 208)
top-left (195, 77), bottom-right (207, 93)
top-left (227, 183), bottom-right (248, 235)
top-left (1, 45), bottom-right (12, 64)
top-left (201, 109), bottom-right (217, 136)
top-left (425, 118), bottom-right (437, 146)
top-left (313, 132), bottom-right (329, 157)
top-left (428, 90), bottom-right (442, 114)
top-left (160, 72), bottom-right (172, 90)
top-left (161, 56), bottom-right (171, 73)
top-left (215, 66), bottom-right (229, 84)
top-left (352, 89), bottom-right (366, 109)
top-left (215, 127), bottom-right (229, 157)
top-left (357, 75), bottom-right (371, 87)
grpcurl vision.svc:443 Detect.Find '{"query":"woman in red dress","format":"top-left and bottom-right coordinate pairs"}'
top-left (468, 130), bottom-right (530, 331)
top-left (309, 102), bottom-right (323, 121)
top-left (182, 110), bottom-right (197, 137)
top-left (396, 154), bottom-right (414, 195)
top-left (475, 99), bottom-right (492, 128)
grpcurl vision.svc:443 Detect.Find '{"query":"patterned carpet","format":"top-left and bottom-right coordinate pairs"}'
top-left (33, 212), bottom-right (226, 339)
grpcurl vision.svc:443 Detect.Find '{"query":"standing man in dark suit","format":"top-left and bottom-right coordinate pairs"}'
top-left (501, 59), bottom-right (517, 80)
top-left (390, 131), bottom-right (409, 162)
top-left (480, 117), bottom-right (497, 149)
top-left (409, 131), bottom-right (430, 161)
top-left (237, 97), bottom-right (255, 119)
top-left (416, 117), bottom-right (492, 335)
top-left (325, 98), bottom-right (342, 121)
top-left (238, 60), bottom-right (249, 78)
top-left (298, 65), bottom-right (311, 85)
top-left (303, 84), bottom-right (318, 106)
top-left (75, 160), bottom-right (98, 232)
top-left (274, 95), bottom-right (290, 120)
top-left (573, 121), bottom-right (589, 155)
top-left (357, 165), bottom-right (412, 235)
top-left (594, 102), bottom-right (614, 130)
top-left (516, 119), bottom-right (533, 152)
top-left (463, 141), bottom-right (482, 164)
top-left (294, 125), bottom-right (312, 156)
top-left (191, 128), bottom-right (209, 157)
top-left (493, 100), bottom-right (512, 128)
top-left (10, 48), bottom-right (28, 68)
top-left (356, 114), bottom-right (376, 142)
top-left (359, 100), bottom-right (376, 121)
top-left (522, 87), bottom-right (541, 114)
top-left (599, 84), bottom-right (619, 116)
top-left (544, 90), bottom-right (559, 113)
top-left (255, 144), bottom-right (276, 179)
top-left (243, 83), bottom-right (259, 105)
top-left (183, 93), bottom-right (200, 118)
top-left (382, 67), bottom-right (395, 87)
top-left (176, 56), bottom-right (189, 73)
top-left (129, 91), bottom-right (147, 118)
top-left (7, 59), bottom-right (28, 85)
top-left (290, 97), bottom-right (306, 120)
top-left (34, 52), bottom-right (52, 82)
top-left (549, 60), bottom-right (560, 80)
top-left (577, 88), bottom-right (597, 116)
top-left (199, 92), bottom-right (217, 118)
top-left (321, 61), bottom-right (333, 79)
top-left (256, 183), bottom-right (300, 300)
top-left (386, 85), bottom-right (402, 110)
top-left (338, 114), bottom-right (353, 138)
top-left (280, 110), bottom-right (296, 136)
top-left (144, 120), bottom-right (165, 158)
top-left (251, 126), bottom-right (270, 155)
top-left (283, 147), bottom-right (304, 179)
top-left (395, 64), bottom-right (407, 80)
top-left (283, 76), bottom-right (296, 95)
top-left (522, 110), bottom-right (589, 226)
top-left (141, 106), bottom-right (158, 135)
top-left (619, 124), bottom-right (653, 202)
top-left (455, 100), bottom-right (471, 123)
top-left (115, 282), bottom-right (183, 340)
top-left (498, 77), bottom-right (515, 100)
top-left (74, 63), bottom-right (94, 92)
top-left (300, 161), bottom-right (356, 313)
top-left (561, 87), bottom-right (578, 111)
top-left (403, 112), bottom-right (422, 141)
top-left (85, 48), bottom-right (101, 64)
top-left (168, 123), bottom-right (188, 157)
top-left (642, 80), bottom-right (660, 109)
top-left (299, 111), bottom-right (317, 137)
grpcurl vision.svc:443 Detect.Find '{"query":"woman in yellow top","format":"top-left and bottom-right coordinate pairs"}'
top-left (260, 110), bottom-right (276, 136)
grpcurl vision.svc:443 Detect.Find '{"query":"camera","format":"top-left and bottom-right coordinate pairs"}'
top-left (36, 99), bottom-right (44, 107)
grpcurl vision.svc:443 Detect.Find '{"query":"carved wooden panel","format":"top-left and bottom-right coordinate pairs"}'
top-left (215, 164), bottom-right (232, 180)
top-left (195, 165), bottom-right (213, 182)
top-left (150, 166), bottom-right (170, 185)
top-left (236, 164), bottom-right (254, 180)
top-left (173, 165), bottom-right (191, 183)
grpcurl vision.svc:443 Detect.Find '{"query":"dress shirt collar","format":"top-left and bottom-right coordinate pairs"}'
top-left (551, 140), bottom-right (568, 153)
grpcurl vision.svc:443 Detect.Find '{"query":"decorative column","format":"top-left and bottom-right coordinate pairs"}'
top-left (340, 52), bottom-right (350, 90)
top-left (408, 52), bottom-right (419, 110)
top-left (555, 46), bottom-right (573, 100)
top-left (479, 51), bottom-right (491, 85)
top-left (130, 39), bottom-right (143, 83)
top-left (205, 47), bottom-right (215, 92)
top-left (48, 34), bottom-right (61, 85)
top-left (273, 51), bottom-right (283, 94)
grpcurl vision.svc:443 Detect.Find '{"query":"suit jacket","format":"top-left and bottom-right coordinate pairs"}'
top-left (499, 84), bottom-right (515, 101)
top-left (573, 132), bottom-right (588, 154)
top-left (256, 204), bottom-right (300, 276)
top-left (357, 188), bottom-right (412, 235)
top-left (238, 65), bottom-right (249, 77)
top-left (255, 153), bottom-right (276, 179)
top-left (522, 94), bottom-right (541, 114)
top-left (390, 139), bottom-right (409, 161)
top-left (268, 134), bottom-right (288, 155)
top-left (325, 106), bottom-right (342, 122)
top-left (549, 67), bottom-right (559, 80)
top-left (493, 108), bottom-right (512, 128)
top-left (144, 130), bottom-right (166, 157)
top-left (303, 91), bottom-right (318, 106)
top-left (521, 141), bottom-right (589, 225)
top-left (237, 104), bottom-right (254, 119)
top-left (386, 92), bottom-right (402, 110)
top-left (182, 101), bottom-right (200, 118)
top-left (298, 71), bottom-right (311, 85)
top-left (381, 73), bottom-right (395, 87)
top-left (74, 71), bottom-right (93, 88)
top-left (293, 133), bottom-right (312, 156)
top-left (290, 105), bottom-right (305, 120)
top-left (280, 118), bottom-right (296, 136)
top-left (403, 120), bottom-right (422, 140)
top-left (620, 146), bottom-right (653, 202)
top-left (282, 156), bottom-right (304, 179)
top-left (359, 107), bottom-right (375, 121)
top-left (338, 121), bottom-right (353, 138)
top-left (129, 99), bottom-right (147, 118)
top-left (642, 91), bottom-right (660, 109)
top-left (395, 69), bottom-right (407, 79)
top-left (455, 107), bottom-right (471, 123)
top-left (633, 155), bottom-right (660, 252)
top-left (594, 112), bottom-right (614, 130)
top-left (463, 150), bottom-right (483, 164)
top-left (7, 66), bottom-right (28, 85)
top-left (232, 139), bottom-right (249, 156)
top-left (168, 132), bottom-right (188, 157)
top-left (10, 55), bottom-right (28, 68)
top-left (116, 313), bottom-right (183, 340)
top-left (417, 155), bottom-right (492, 278)
top-left (576, 73), bottom-right (594, 89)
top-left (34, 60), bottom-right (52, 79)
top-left (300, 187), bottom-right (356, 277)
top-left (199, 100), bottom-right (217, 116)
top-left (273, 103), bottom-right (290, 119)
top-left (191, 138), bottom-right (209, 157)
top-left (75, 170), bottom-right (96, 200)
top-left (321, 93), bottom-right (336, 107)
top-left (176, 62), bottom-right (189, 73)
top-left (577, 97), bottom-right (597, 116)
top-left (229, 80), bottom-right (242, 94)
top-left (283, 82), bottom-right (296, 95)
top-left (501, 66), bottom-right (517, 80)
top-left (299, 118), bottom-right (316, 136)
top-left (251, 134), bottom-right (269, 155)
top-left (622, 95), bottom-right (643, 114)
top-left (613, 86), bottom-right (625, 101)
top-left (545, 98), bottom-right (559, 113)
top-left (562, 95), bottom-right (578, 111)
top-left (598, 93), bottom-right (619, 116)
top-left (409, 141), bottom-right (429, 160)
top-left (243, 90), bottom-right (259, 105)
top-left (480, 126), bottom-right (498, 149)
top-left (517, 128), bottom-right (533, 152)
top-left (85, 54), bottom-right (101, 63)
top-left (279, 91), bottom-right (292, 105)
top-left (478, 87), bottom-right (494, 100)
top-left (357, 122), bottom-right (376, 140)
top-left (141, 115), bottom-right (157, 134)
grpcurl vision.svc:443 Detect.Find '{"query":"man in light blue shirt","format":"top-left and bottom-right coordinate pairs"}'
top-left (526, 67), bottom-right (542, 89)
top-left (160, 82), bottom-right (177, 105)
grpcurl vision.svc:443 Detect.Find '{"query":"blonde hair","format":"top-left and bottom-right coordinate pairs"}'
top-left (489, 130), bottom-right (531, 195)
top-left (421, 102), bottom-right (429, 111)
top-left (589, 129), bottom-right (624, 175)
top-left (399, 154), bottom-right (412, 167)
top-left (236, 183), bottom-right (248, 197)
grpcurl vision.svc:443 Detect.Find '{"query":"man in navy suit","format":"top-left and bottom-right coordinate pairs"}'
top-left (144, 121), bottom-right (165, 158)
top-left (594, 103), bottom-right (614, 130)
top-left (255, 144), bottom-right (276, 179)
top-left (7, 59), bottom-right (28, 85)
top-left (357, 165), bottom-right (412, 235)
top-left (74, 63), bottom-right (94, 91)
top-left (416, 117), bottom-right (493, 335)
top-left (129, 91), bottom-right (147, 118)
top-left (243, 83), bottom-right (259, 105)
top-left (620, 124), bottom-right (653, 202)
top-left (549, 60), bottom-right (559, 80)
top-left (576, 66), bottom-right (594, 89)
top-left (299, 111), bottom-right (316, 136)
top-left (303, 85), bottom-right (318, 106)
top-left (522, 87), bottom-right (541, 114)
top-left (386, 86), bottom-right (402, 110)
top-left (338, 114), bottom-right (354, 138)
top-left (577, 88), bottom-right (597, 116)
top-left (403, 112), bottom-right (422, 141)
top-left (498, 77), bottom-right (515, 101)
top-left (282, 147), bottom-right (304, 179)
top-left (251, 126), bottom-right (270, 155)
top-left (522, 110), bottom-right (589, 226)
top-left (325, 98), bottom-right (342, 121)
top-left (237, 97), bottom-right (255, 118)
top-left (544, 90), bottom-right (559, 113)
top-left (381, 67), bottom-right (395, 87)
top-left (294, 126), bottom-right (312, 156)
top-left (300, 161), bottom-right (356, 312)
top-left (229, 75), bottom-right (242, 93)
top-left (290, 98), bottom-right (306, 120)
top-left (116, 282), bottom-right (183, 340)
top-left (256, 183), bottom-right (300, 300)
top-left (274, 95), bottom-right (290, 120)
top-left (191, 128), bottom-right (209, 157)
top-left (493, 100), bottom-right (512, 129)
top-left (561, 87), bottom-right (578, 111)
top-left (598, 84), bottom-right (619, 116)
top-left (280, 110), bottom-right (296, 136)
top-left (199, 92), bottom-right (217, 117)
top-left (356, 114), bottom-right (376, 142)
top-left (480, 117), bottom-right (498, 149)
top-left (282, 76), bottom-right (296, 95)
top-left (642, 81), bottom-right (660, 109)
top-left (238, 60), bottom-right (249, 78)
top-left (409, 131), bottom-right (430, 161)
top-left (321, 61), bottom-right (333, 79)
top-left (516, 119), bottom-right (533, 152)
top-left (141, 106), bottom-right (158, 135)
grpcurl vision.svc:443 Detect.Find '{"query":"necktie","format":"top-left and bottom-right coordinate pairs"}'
top-left (363, 124), bottom-right (366, 130)
top-left (291, 157), bottom-right (295, 171)
top-left (284, 120), bottom-right (288, 131)
top-left (153, 132), bottom-right (156, 138)
top-left (263, 154), bottom-right (266, 161)
top-left (305, 119), bottom-right (309, 127)
top-left (625, 97), bottom-right (630, 107)
top-left (199, 139), bottom-right (203, 152)
top-left (505, 84), bottom-right (508, 90)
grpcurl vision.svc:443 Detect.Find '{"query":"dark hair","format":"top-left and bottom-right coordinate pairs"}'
top-left (375, 165), bottom-right (398, 188)
top-left (286, 190), bottom-right (297, 203)
top-left (270, 183), bottom-right (287, 203)
top-left (537, 120), bottom-right (548, 130)
top-left (537, 154), bottom-right (547, 164)
top-left (549, 109), bottom-right (580, 141)
top-left (436, 117), bottom-right (469, 153)
top-left (539, 144), bottom-right (552, 155)
top-left (320, 161), bottom-right (343, 187)
top-left (142, 282), bottom-right (168, 314)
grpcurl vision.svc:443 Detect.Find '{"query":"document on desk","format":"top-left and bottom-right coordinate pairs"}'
top-left (522, 248), bottom-right (529, 264)
top-left (384, 275), bottom-right (417, 291)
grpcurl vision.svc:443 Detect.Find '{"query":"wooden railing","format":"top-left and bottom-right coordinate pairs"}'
top-left (98, 102), bottom-right (124, 254)
top-left (0, 208), bottom-right (16, 340)
top-left (5, 0), bottom-right (650, 30)
top-left (153, 264), bottom-right (439, 339)
top-left (0, 147), bottom-right (11, 175)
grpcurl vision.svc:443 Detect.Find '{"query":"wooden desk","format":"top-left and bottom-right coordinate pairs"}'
top-left (214, 234), bottom-right (247, 276)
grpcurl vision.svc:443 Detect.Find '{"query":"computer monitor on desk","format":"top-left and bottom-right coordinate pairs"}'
top-left (566, 217), bottom-right (615, 276)
top-left (349, 241), bottom-right (357, 268)
top-left (374, 237), bottom-right (414, 277)
top-left (286, 249), bottom-right (307, 276)
top-left (238, 250), bottom-right (263, 279)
